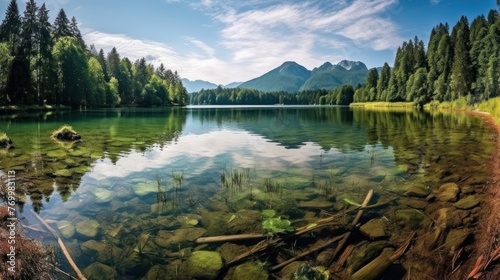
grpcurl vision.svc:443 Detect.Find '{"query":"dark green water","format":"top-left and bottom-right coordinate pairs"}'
top-left (0, 106), bottom-right (496, 279)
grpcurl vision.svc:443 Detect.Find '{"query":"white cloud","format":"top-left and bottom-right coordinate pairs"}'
top-left (85, 0), bottom-right (403, 84)
top-left (430, 0), bottom-right (441, 5)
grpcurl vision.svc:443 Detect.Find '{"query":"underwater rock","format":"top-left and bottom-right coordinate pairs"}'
top-left (347, 241), bottom-right (392, 273)
top-left (444, 228), bottom-right (471, 252)
top-left (144, 265), bottom-right (170, 280)
top-left (154, 228), bottom-right (207, 249)
top-left (83, 262), bottom-right (117, 280)
top-left (436, 208), bottom-right (469, 228)
top-left (279, 262), bottom-right (305, 280)
top-left (297, 200), bottom-right (334, 209)
top-left (359, 218), bottom-right (388, 239)
top-left (134, 182), bottom-right (159, 196)
top-left (294, 264), bottom-right (329, 280)
top-left (57, 220), bottom-right (75, 239)
top-left (400, 198), bottom-right (427, 209)
top-left (76, 219), bottom-right (99, 238)
top-left (453, 196), bottom-right (480, 210)
top-left (150, 203), bottom-right (170, 215)
top-left (94, 188), bottom-right (113, 203)
top-left (227, 209), bottom-right (262, 234)
top-left (394, 209), bottom-right (426, 229)
top-left (401, 184), bottom-right (431, 197)
top-left (217, 243), bottom-right (248, 262)
top-left (186, 250), bottom-right (223, 280)
top-left (81, 240), bottom-right (107, 255)
top-left (233, 262), bottom-right (269, 280)
top-left (436, 183), bottom-right (460, 202)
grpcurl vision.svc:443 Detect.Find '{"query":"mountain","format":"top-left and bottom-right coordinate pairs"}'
top-left (181, 79), bottom-right (218, 93)
top-left (224, 82), bottom-right (243, 88)
top-left (238, 60), bottom-right (370, 93)
top-left (238, 61), bottom-right (312, 93)
top-left (299, 60), bottom-right (369, 91)
top-left (181, 79), bottom-right (243, 92)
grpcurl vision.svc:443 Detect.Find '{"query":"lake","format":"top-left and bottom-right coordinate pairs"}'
top-left (0, 106), bottom-right (496, 279)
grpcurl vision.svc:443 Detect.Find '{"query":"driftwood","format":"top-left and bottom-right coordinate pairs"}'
top-left (271, 234), bottom-right (345, 271)
top-left (226, 238), bottom-right (282, 266)
top-left (196, 233), bottom-right (267, 244)
top-left (196, 196), bottom-right (396, 245)
top-left (349, 231), bottom-right (416, 280)
top-left (31, 210), bottom-right (87, 280)
top-left (326, 189), bottom-right (374, 266)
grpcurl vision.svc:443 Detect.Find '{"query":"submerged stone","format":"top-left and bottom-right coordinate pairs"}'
top-left (402, 184), bottom-right (431, 197)
top-left (297, 200), bottom-right (334, 209)
top-left (445, 228), bottom-right (471, 251)
top-left (347, 241), bottom-right (391, 273)
top-left (94, 188), bottom-right (113, 203)
top-left (154, 228), bottom-right (206, 249)
top-left (186, 250), bottom-right (223, 280)
top-left (83, 262), bottom-right (117, 280)
top-left (134, 182), bottom-right (158, 196)
top-left (359, 218), bottom-right (388, 239)
top-left (217, 242), bottom-right (248, 262)
top-left (233, 262), bottom-right (269, 280)
top-left (453, 196), bottom-right (480, 210)
top-left (436, 183), bottom-right (460, 202)
top-left (395, 209), bottom-right (426, 229)
top-left (76, 219), bottom-right (99, 238)
top-left (57, 220), bottom-right (75, 239)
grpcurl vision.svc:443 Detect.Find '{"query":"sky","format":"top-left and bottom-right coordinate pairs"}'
top-left (1, 0), bottom-right (498, 85)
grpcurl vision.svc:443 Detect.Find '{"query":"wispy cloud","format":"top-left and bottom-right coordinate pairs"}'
top-left (85, 0), bottom-right (403, 84)
top-left (430, 0), bottom-right (441, 5)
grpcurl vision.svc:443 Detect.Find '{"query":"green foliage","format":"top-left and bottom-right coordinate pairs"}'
top-left (294, 264), bottom-right (329, 280)
top-left (261, 209), bottom-right (293, 235)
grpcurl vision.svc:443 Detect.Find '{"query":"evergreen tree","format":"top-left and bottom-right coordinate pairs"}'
top-left (18, 0), bottom-right (38, 104)
top-left (0, 0), bottom-right (21, 54)
top-left (53, 9), bottom-right (71, 39)
top-left (36, 3), bottom-right (56, 104)
top-left (376, 62), bottom-right (391, 101)
top-left (0, 43), bottom-right (13, 104)
top-left (70, 16), bottom-right (85, 49)
top-left (449, 16), bottom-right (473, 100)
top-left (97, 49), bottom-right (109, 82)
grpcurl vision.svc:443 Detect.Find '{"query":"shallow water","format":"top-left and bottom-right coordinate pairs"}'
top-left (0, 106), bottom-right (496, 279)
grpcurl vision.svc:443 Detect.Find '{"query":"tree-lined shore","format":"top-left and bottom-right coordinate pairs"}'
top-left (0, 0), bottom-right (188, 108)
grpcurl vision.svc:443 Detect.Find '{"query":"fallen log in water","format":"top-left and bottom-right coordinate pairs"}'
top-left (31, 210), bottom-right (87, 280)
top-left (350, 231), bottom-right (416, 280)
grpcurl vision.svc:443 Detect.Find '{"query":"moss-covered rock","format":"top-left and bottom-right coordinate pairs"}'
top-left (436, 182), bottom-right (460, 202)
top-left (359, 218), bottom-right (388, 239)
top-left (233, 262), bottom-right (269, 280)
top-left (445, 228), bottom-right (471, 252)
top-left (76, 219), bottom-right (100, 238)
top-left (0, 132), bottom-right (14, 149)
top-left (347, 241), bottom-right (391, 273)
top-left (51, 125), bottom-right (81, 141)
top-left (394, 209), bottom-right (426, 229)
top-left (186, 250), bottom-right (223, 280)
top-left (94, 188), bottom-right (113, 203)
top-left (57, 220), bottom-right (75, 239)
top-left (83, 262), bottom-right (117, 280)
top-left (453, 196), bottom-right (480, 210)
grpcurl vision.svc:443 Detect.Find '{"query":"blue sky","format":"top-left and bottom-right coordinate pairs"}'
top-left (1, 0), bottom-right (498, 84)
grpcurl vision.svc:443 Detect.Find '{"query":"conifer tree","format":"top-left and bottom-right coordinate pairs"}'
top-left (376, 62), bottom-right (391, 101)
top-left (36, 3), bottom-right (56, 104)
top-left (449, 16), bottom-right (473, 100)
top-left (53, 9), bottom-right (71, 39)
top-left (70, 16), bottom-right (85, 49)
top-left (0, 0), bottom-right (21, 54)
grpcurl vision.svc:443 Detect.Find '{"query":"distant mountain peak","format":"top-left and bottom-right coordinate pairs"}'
top-left (337, 60), bottom-right (367, 71)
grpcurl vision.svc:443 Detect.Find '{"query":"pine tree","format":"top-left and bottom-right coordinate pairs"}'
top-left (97, 49), bottom-right (109, 82)
top-left (53, 9), bottom-right (71, 39)
top-left (449, 16), bottom-right (473, 100)
top-left (18, 0), bottom-right (38, 104)
top-left (70, 16), bottom-right (85, 49)
top-left (0, 0), bottom-right (21, 54)
top-left (376, 62), bottom-right (391, 101)
top-left (36, 3), bottom-right (56, 104)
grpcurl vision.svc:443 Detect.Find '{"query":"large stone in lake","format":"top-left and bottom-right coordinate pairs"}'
top-left (233, 262), bottom-right (269, 280)
top-left (297, 200), bottom-right (335, 209)
top-left (94, 188), bottom-right (113, 203)
top-left (154, 228), bottom-right (207, 249)
top-left (347, 241), bottom-right (391, 272)
top-left (454, 196), bottom-right (480, 210)
top-left (360, 218), bottom-right (388, 239)
top-left (57, 220), bottom-right (75, 239)
top-left (436, 183), bottom-right (460, 202)
top-left (394, 209), bottom-right (426, 229)
top-left (76, 219), bottom-right (99, 238)
top-left (83, 262), bottom-right (117, 280)
top-left (445, 228), bottom-right (471, 252)
top-left (186, 250), bottom-right (223, 280)
top-left (401, 184), bottom-right (431, 197)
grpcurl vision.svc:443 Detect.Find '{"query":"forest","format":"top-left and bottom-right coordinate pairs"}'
top-left (0, 0), bottom-right (188, 108)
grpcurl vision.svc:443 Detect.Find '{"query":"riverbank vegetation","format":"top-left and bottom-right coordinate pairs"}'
top-left (0, 0), bottom-right (188, 109)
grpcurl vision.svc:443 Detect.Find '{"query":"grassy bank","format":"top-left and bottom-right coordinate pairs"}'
top-left (350, 102), bottom-right (416, 108)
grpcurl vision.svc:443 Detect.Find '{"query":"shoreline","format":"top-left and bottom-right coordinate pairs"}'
top-left (457, 109), bottom-right (500, 279)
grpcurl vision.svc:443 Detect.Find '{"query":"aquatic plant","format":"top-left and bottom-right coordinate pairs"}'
top-left (0, 131), bottom-right (13, 149)
top-left (261, 209), bottom-right (293, 235)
